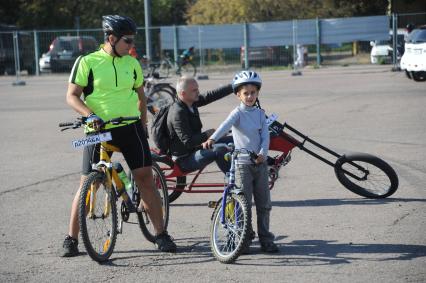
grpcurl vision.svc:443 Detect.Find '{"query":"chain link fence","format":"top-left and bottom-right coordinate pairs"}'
top-left (1, 14), bottom-right (425, 78)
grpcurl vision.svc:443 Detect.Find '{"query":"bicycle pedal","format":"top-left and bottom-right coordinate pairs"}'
top-left (208, 201), bottom-right (217, 208)
top-left (117, 220), bottom-right (123, 234)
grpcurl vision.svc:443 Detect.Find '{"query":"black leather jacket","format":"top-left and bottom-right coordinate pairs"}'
top-left (167, 84), bottom-right (233, 157)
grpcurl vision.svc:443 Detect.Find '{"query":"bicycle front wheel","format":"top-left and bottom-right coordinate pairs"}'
top-left (210, 193), bottom-right (249, 264)
top-left (135, 162), bottom-right (169, 243)
top-left (334, 153), bottom-right (399, 198)
top-left (179, 61), bottom-right (196, 77)
top-left (147, 86), bottom-right (176, 115)
top-left (79, 171), bottom-right (117, 262)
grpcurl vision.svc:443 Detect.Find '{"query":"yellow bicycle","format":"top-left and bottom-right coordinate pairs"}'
top-left (59, 116), bottom-right (168, 262)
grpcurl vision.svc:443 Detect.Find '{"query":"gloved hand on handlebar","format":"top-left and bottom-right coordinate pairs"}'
top-left (86, 113), bottom-right (104, 131)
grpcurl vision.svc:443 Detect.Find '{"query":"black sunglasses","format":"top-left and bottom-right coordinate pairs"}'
top-left (121, 36), bottom-right (134, 44)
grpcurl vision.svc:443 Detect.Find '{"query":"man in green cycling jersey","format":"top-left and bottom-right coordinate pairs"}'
top-left (62, 15), bottom-right (176, 257)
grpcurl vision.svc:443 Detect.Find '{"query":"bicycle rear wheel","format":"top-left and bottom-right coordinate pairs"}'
top-left (210, 193), bottom-right (249, 264)
top-left (179, 61), bottom-right (196, 77)
top-left (147, 86), bottom-right (176, 115)
top-left (334, 153), bottom-right (399, 198)
top-left (134, 162), bottom-right (169, 243)
top-left (159, 60), bottom-right (171, 78)
top-left (79, 171), bottom-right (117, 262)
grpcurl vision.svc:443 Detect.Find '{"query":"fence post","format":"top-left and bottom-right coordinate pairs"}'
top-left (316, 17), bottom-right (321, 66)
top-left (173, 25), bottom-right (178, 68)
top-left (12, 31), bottom-right (25, 86)
top-left (292, 19), bottom-right (302, 76)
top-left (34, 30), bottom-right (40, 76)
top-left (392, 13), bottom-right (399, 71)
top-left (243, 22), bottom-right (249, 69)
top-left (144, 0), bottom-right (152, 60)
top-left (197, 26), bottom-right (208, 79)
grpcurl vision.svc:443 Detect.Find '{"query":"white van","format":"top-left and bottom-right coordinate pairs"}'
top-left (400, 26), bottom-right (426, 82)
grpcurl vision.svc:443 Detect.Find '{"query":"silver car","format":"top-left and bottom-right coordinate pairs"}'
top-left (39, 36), bottom-right (98, 73)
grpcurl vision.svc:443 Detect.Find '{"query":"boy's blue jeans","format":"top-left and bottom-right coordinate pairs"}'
top-left (177, 136), bottom-right (233, 173)
top-left (236, 162), bottom-right (275, 245)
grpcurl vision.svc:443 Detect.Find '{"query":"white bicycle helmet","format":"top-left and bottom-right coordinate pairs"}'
top-left (232, 70), bottom-right (262, 93)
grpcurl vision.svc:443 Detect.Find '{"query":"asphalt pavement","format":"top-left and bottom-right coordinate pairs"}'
top-left (0, 65), bottom-right (425, 282)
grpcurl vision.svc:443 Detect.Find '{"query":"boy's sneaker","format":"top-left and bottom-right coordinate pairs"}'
top-left (155, 231), bottom-right (177, 253)
top-left (61, 235), bottom-right (79, 257)
top-left (260, 242), bottom-right (279, 253)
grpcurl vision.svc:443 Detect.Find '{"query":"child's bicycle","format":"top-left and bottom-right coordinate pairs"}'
top-left (59, 116), bottom-right (169, 262)
top-left (209, 146), bottom-right (260, 264)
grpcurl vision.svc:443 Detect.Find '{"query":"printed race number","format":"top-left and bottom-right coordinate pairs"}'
top-left (72, 132), bottom-right (112, 149)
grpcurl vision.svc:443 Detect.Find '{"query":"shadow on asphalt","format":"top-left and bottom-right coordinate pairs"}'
top-left (101, 236), bottom-right (216, 266)
top-left (83, 197), bottom-right (426, 266)
top-left (271, 197), bottom-right (426, 207)
top-left (100, 237), bottom-right (426, 267)
top-left (236, 240), bottom-right (426, 266)
top-left (169, 197), bottom-right (426, 208)
top-left (171, 202), bottom-right (211, 207)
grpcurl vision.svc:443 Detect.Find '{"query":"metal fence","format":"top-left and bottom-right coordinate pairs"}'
top-left (1, 13), bottom-right (425, 78)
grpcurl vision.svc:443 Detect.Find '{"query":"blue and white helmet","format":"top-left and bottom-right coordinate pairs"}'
top-left (232, 70), bottom-right (262, 93)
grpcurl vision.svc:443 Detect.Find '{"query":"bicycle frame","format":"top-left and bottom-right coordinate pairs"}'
top-left (152, 149), bottom-right (225, 193)
top-left (154, 116), bottom-right (372, 195)
top-left (269, 120), bottom-right (369, 181)
top-left (87, 142), bottom-right (133, 215)
top-left (219, 150), bottom-right (243, 225)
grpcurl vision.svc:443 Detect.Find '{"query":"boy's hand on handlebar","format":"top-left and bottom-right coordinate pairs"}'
top-left (255, 154), bottom-right (265, 164)
top-left (202, 139), bottom-right (215, 149)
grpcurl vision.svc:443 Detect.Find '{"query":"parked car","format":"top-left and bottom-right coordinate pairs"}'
top-left (0, 24), bottom-right (35, 75)
top-left (39, 36), bottom-right (98, 73)
top-left (400, 25), bottom-right (426, 82)
top-left (370, 39), bottom-right (392, 64)
top-left (240, 46), bottom-right (292, 68)
top-left (370, 31), bottom-right (405, 64)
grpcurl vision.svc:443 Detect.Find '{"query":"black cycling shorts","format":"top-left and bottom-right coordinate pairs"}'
top-left (82, 121), bottom-right (152, 175)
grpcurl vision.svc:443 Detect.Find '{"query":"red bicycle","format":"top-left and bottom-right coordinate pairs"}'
top-left (151, 112), bottom-right (399, 203)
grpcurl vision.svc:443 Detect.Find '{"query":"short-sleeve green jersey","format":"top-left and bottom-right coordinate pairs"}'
top-left (69, 46), bottom-right (144, 129)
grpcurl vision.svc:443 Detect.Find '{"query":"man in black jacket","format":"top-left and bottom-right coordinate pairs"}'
top-left (167, 76), bottom-right (233, 173)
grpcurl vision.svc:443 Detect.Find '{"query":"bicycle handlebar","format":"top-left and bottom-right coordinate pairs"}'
top-left (58, 122), bottom-right (74, 127)
top-left (59, 116), bottom-right (140, 131)
top-left (225, 147), bottom-right (259, 164)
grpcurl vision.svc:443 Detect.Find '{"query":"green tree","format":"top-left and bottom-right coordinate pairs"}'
top-left (0, 0), bottom-right (189, 29)
top-left (186, 0), bottom-right (388, 24)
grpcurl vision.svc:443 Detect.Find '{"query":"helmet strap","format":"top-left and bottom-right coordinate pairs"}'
top-left (111, 44), bottom-right (122, 57)
top-left (109, 34), bottom-right (122, 57)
